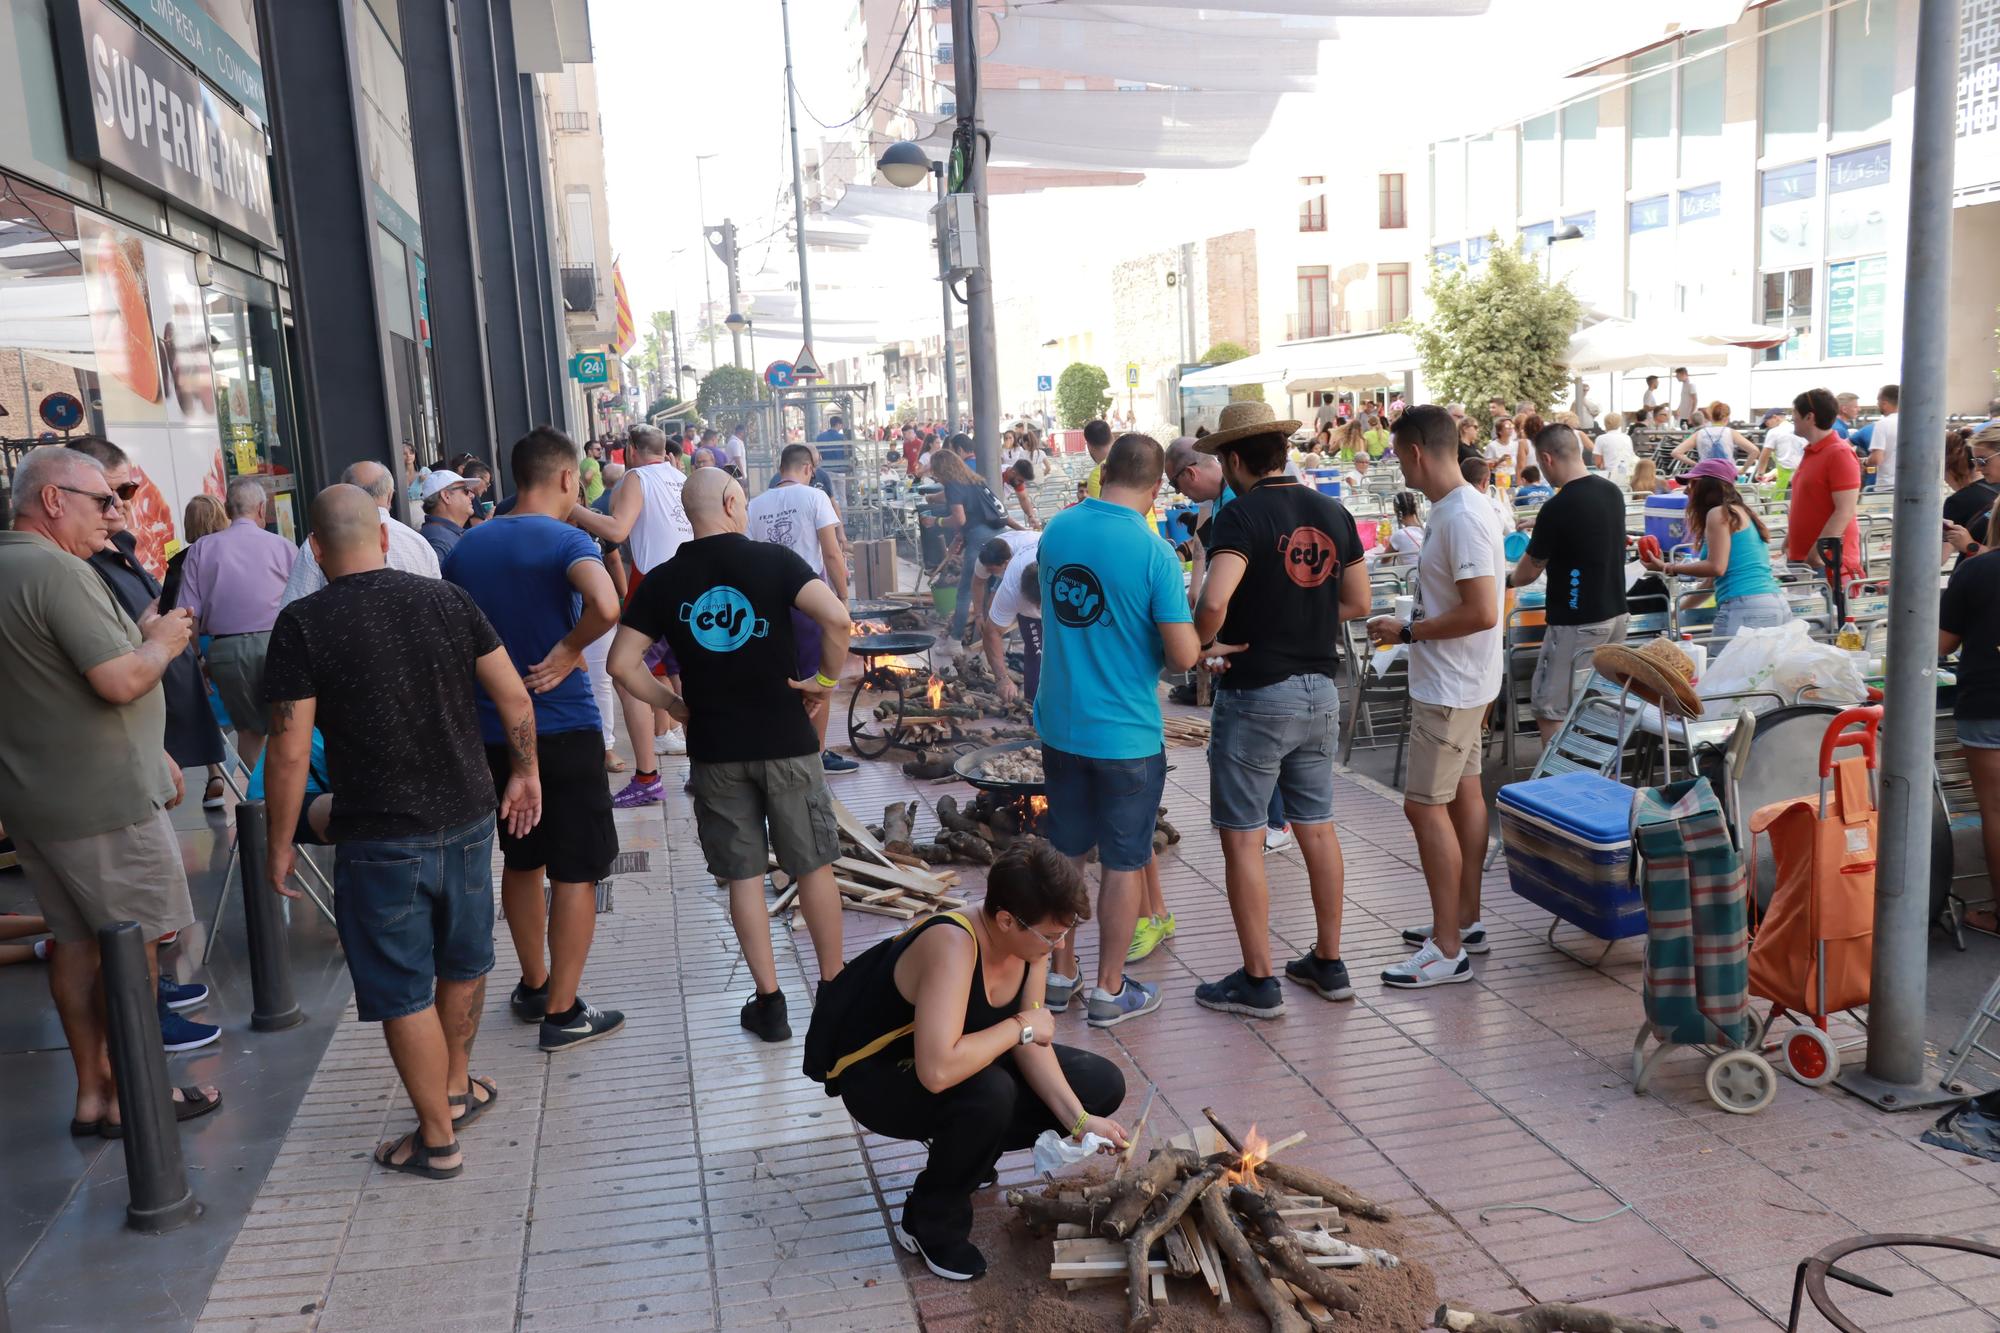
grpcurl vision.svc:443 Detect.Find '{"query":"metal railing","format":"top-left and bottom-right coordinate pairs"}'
top-left (551, 110), bottom-right (592, 133)
top-left (560, 265), bottom-right (597, 314)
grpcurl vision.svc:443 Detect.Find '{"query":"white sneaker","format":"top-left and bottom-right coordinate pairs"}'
top-left (655, 729), bottom-right (687, 756)
top-left (1263, 823), bottom-right (1295, 854)
top-left (1380, 938), bottom-right (1471, 989)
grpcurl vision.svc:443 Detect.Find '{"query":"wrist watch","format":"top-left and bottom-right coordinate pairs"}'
top-left (1398, 621), bottom-right (1414, 645)
top-left (1018, 1022), bottom-right (1036, 1046)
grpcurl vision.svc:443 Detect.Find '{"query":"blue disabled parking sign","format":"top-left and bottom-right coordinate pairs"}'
top-left (1036, 374), bottom-right (1053, 392)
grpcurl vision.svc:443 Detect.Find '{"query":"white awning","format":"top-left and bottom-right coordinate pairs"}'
top-left (1565, 317), bottom-right (1789, 373)
top-left (1180, 332), bottom-right (1418, 394)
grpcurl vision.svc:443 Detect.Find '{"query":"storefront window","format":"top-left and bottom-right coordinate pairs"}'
top-left (1520, 113), bottom-right (1558, 217)
top-left (1628, 47), bottom-right (1673, 188)
top-left (1825, 254), bottom-right (1887, 359)
top-left (1762, 0), bottom-right (1825, 161)
top-left (1762, 268), bottom-right (1814, 362)
top-left (1431, 139), bottom-right (1466, 238)
top-left (1561, 98), bottom-right (1599, 209)
top-left (1680, 29), bottom-right (1728, 183)
top-left (1830, 0), bottom-right (1893, 137)
top-left (203, 274), bottom-right (302, 538)
top-left (1760, 160), bottom-right (1819, 270)
top-left (1825, 143), bottom-right (1891, 258)
top-left (1676, 184), bottom-right (1725, 316)
top-left (1626, 195), bottom-right (1671, 319)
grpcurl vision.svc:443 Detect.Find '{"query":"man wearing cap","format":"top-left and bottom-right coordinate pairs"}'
top-left (1190, 404), bottom-right (1368, 1019)
top-left (1506, 423), bottom-right (1630, 742)
top-left (1367, 406), bottom-right (1504, 990)
top-left (420, 470), bottom-right (475, 562)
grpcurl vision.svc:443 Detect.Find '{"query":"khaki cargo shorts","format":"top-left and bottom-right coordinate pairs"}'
top-left (15, 809), bottom-right (194, 943)
top-left (689, 753), bottom-right (841, 882)
top-left (1405, 701), bottom-right (1488, 806)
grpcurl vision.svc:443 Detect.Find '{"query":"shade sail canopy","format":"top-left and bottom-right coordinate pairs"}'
top-left (1565, 317), bottom-right (1790, 373)
top-left (1180, 332), bottom-right (1418, 394)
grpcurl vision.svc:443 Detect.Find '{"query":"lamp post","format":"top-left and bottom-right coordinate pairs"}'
top-left (694, 154), bottom-right (720, 374)
top-left (1543, 222), bottom-right (1584, 284)
top-left (779, 0), bottom-right (819, 441)
top-left (876, 139), bottom-right (958, 436)
top-left (724, 310), bottom-right (748, 373)
top-left (949, 0), bottom-right (1000, 489)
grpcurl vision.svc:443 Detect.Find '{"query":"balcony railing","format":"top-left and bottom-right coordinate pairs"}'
top-left (551, 110), bottom-right (592, 133)
top-left (561, 265), bottom-right (597, 314)
top-left (1287, 308), bottom-right (1397, 341)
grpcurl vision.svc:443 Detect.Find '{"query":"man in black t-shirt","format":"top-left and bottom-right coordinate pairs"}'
top-left (608, 468), bottom-right (855, 1044)
top-left (1940, 548), bottom-right (2000, 908)
top-left (263, 483), bottom-right (543, 1182)
top-left (1510, 423), bottom-right (1631, 741)
top-left (1188, 403), bottom-right (1370, 1020)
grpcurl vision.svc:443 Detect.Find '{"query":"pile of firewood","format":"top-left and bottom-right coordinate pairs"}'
top-left (865, 795), bottom-right (1182, 868)
top-left (768, 798), bottom-right (968, 922)
top-left (1011, 1113), bottom-right (1682, 1333)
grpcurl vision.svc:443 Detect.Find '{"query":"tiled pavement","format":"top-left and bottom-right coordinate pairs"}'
top-left (195, 738), bottom-right (2000, 1333)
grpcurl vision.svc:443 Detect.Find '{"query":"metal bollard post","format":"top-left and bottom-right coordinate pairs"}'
top-left (235, 801), bottom-right (305, 1032)
top-left (99, 921), bottom-right (199, 1234)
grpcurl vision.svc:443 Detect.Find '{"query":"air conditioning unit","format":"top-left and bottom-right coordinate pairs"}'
top-left (936, 42), bottom-right (952, 63)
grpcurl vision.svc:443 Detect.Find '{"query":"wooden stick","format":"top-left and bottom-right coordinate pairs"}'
top-left (1256, 1161), bottom-right (1393, 1223)
top-left (1100, 1150), bottom-right (1187, 1240)
top-left (1200, 1107), bottom-right (1246, 1154)
top-left (1197, 1187), bottom-right (1309, 1333)
top-left (1432, 1304), bottom-right (1683, 1333)
top-left (1123, 1167), bottom-right (1220, 1333)
top-left (1006, 1190), bottom-right (1113, 1233)
top-left (1229, 1185), bottom-right (1359, 1314)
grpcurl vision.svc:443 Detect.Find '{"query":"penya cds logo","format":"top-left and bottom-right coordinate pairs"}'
top-left (1274, 527), bottom-right (1339, 588)
top-left (1048, 563), bottom-right (1109, 628)
top-left (679, 587), bottom-right (769, 652)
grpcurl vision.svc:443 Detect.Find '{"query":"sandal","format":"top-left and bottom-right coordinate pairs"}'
top-left (201, 778), bottom-right (226, 811)
top-left (101, 1085), bottom-right (222, 1139)
top-left (69, 1117), bottom-right (104, 1137)
top-left (374, 1130), bottom-right (463, 1181)
top-left (450, 1075), bottom-right (499, 1131)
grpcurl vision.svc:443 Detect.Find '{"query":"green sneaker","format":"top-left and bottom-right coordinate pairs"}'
top-left (1160, 912), bottom-right (1176, 940)
top-left (1127, 915), bottom-right (1166, 963)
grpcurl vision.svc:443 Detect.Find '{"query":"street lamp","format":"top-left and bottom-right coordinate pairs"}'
top-left (1544, 222), bottom-right (1585, 282)
top-left (875, 139), bottom-right (958, 430)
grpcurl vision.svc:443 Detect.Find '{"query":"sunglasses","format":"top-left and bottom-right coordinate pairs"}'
top-left (114, 481), bottom-right (139, 501)
top-left (56, 484), bottom-right (120, 514)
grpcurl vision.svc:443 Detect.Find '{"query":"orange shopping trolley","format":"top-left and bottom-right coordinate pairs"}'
top-left (1745, 705), bottom-right (1881, 1088)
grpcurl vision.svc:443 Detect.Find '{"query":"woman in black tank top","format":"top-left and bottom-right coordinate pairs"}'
top-left (831, 840), bottom-right (1128, 1282)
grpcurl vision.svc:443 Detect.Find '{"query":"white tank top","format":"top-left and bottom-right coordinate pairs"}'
top-left (625, 464), bottom-right (693, 574)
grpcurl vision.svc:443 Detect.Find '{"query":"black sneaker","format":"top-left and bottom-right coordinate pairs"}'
top-left (1398, 920), bottom-right (1490, 954)
top-left (1284, 949), bottom-right (1355, 1001)
top-left (539, 1000), bottom-right (625, 1053)
top-left (1193, 968), bottom-right (1285, 1019)
top-left (740, 989), bottom-right (791, 1042)
top-left (894, 1223), bottom-right (987, 1281)
top-left (510, 979), bottom-right (549, 1024)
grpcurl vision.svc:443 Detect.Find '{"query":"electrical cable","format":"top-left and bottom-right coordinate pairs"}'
top-left (789, 1), bottom-right (921, 131)
top-left (1477, 1202), bottom-right (1633, 1225)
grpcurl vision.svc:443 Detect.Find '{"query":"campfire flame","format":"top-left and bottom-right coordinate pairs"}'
top-left (1029, 795), bottom-right (1048, 817)
top-left (1226, 1124), bottom-right (1270, 1188)
top-left (927, 676), bottom-right (944, 710)
top-left (855, 620), bottom-right (893, 635)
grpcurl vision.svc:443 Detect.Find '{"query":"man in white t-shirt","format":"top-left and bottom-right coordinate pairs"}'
top-left (1673, 367), bottom-right (1698, 427)
top-left (1755, 410), bottom-right (1806, 491)
top-left (1867, 383), bottom-right (1899, 491)
top-left (1591, 412), bottom-right (1638, 488)
top-left (975, 528), bottom-right (1042, 703)
top-left (1367, 406), bottom-right (1503, 992)
top-left (747, 444), bottom-right (853, 771)
top-left (722, 425), bottom-right (747, 473)
top-left (1641, 375), bottom-right (1662, 412)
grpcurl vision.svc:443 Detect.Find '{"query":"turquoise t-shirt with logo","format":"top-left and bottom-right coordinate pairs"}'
top-left (1033, 498), bottom-right (1192, 760)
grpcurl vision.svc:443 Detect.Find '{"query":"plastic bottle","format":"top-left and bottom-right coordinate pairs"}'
top-left (1836, 617), bottom-right (1864, 653)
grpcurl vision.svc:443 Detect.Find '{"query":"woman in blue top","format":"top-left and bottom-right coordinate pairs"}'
top-left (1671, 401), bottom-right (1756, 470)
top-left (1639, 457), bottom-right (1788, 644)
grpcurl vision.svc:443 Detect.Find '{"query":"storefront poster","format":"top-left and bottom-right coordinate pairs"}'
top-left (1825, 254), bottom-right (1888, 360)
top-left (1827, 143), bottom-right (1891, 259)
top-left (50, 0), bottom-right (277, 247)
top-left (1760, 161), bottom-right (1817, 269)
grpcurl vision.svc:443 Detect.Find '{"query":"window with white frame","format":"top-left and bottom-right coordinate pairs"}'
top-left (1756, 142), bottom-right (1893, 361)
top-left (1377, 263), bottom-right (1410, 324)
top-left (1431, 139), bottom-right (1466, 238)
top-left (1679, 29), bottom-right (1727, 182)
top-left (1519, 113), bottom-right (1558, 217)
top-left (1626, 195), bottom-right (1671, 318)
top-left (1830, 0), bottom-right (1894, 136)
top-left (1300, 176), bottom-right (1327, 232)
top-left (1561, 98), bottom-right (1600, 208)
top-left (1762, 0), bottom-right (1825, 160)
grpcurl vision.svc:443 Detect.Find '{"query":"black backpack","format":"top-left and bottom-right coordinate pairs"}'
top-left (802, 912), bottom-right (969, 1096)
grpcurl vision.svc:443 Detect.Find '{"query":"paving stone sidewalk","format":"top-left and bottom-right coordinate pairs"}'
top-left (196, 744), bottom-right (2000, 1333)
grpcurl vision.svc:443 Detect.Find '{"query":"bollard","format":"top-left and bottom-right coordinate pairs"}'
top-left (100, 921), bottom-right (199, 1234)
top-left (235, 801), bottom-right (305, 1031)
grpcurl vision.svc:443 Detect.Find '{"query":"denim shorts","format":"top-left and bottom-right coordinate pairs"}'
top-left (1208, 674), bottom-right (1340, 831)
top-left (333, 814), bottom-right (497, 1023)
top-left (1959, 715), bottom-right (2000, 750)
top-left (1710, 592), bottom-right (1790, 645)
top-left (1042, 746), bottom-right (1167, 872)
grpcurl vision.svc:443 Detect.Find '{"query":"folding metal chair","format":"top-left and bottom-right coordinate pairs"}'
top-left (200, 759), bottom-right (335, 965)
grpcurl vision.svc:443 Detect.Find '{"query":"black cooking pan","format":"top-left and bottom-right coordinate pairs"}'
top-left (953, 738), bottom-right (1045, 797)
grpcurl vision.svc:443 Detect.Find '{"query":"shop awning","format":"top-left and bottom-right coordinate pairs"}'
top-left (1179, 331), bottom-right (1418, 394)
top-left (1565, 317), bottom-right (1789, 373)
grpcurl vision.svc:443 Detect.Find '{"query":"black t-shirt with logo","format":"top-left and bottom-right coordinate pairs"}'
top-left (622, 532), bottom-right (820, 763)
top-left (1525, 473), bottom-right (1629, 626)
top-left (1209, 477), bottom-right (1364, 691)
top-left (262, 569), bottom-right (503, 842)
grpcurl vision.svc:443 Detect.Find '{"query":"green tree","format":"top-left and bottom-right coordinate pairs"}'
top-left (1199, 341), bottom-right (1250, 365)
top-left (644, 394), bottom-right (683, 423)
top-left (1054, 362), bottom-right (1112, 429)
top-left (696, 365), bottom-right (762, 421)
top-left (1406, 232), bottom-right (1581, 412)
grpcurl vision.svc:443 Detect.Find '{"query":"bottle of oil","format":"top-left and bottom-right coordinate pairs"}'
top-left (1836, 617), bottom-right (1864, 652)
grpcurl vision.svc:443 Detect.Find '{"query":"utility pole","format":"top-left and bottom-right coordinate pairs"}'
top-left (780, 0), bottom-right (819, 441)
top-left (934, 162), bottom-right (958, 432)
top-left (694, 153), bottom-right (719, 374)
top-left (1838, 0), bottom-right (1963, 1111)
top-left (709, 219), bottom-right (743, 368)
top-left (950, 0), bottom-right (1000, 488)
top-left (669, 311), bottom-right (684, 401)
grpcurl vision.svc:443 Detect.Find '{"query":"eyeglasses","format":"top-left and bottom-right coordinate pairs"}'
top-left (1025, 921), bottom-right (1074, 950)
top-left (55, 485), bottom-right (120, 514)
top-left (113, 481), bottom-right (140, 502)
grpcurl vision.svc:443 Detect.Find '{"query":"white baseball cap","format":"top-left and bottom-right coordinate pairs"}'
top-left (421, 469), bottom-right (467, 500)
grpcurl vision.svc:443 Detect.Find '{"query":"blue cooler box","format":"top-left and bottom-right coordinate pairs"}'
top-left (1643, 493), bottom-right (1690, 552)
top-left (1497, 771), bottom-right (1644, 941)
top-left (1308, 468), bottom-right (1341, 498)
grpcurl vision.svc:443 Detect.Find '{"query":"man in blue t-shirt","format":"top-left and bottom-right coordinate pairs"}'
top-left (443, 427), bottom-right (626, 1055)
top-left (1034, 434), bottom-right (1200, 1030)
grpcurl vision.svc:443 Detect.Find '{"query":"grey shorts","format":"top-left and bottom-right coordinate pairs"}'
top-left (14, 809), bottom-right (194, 944)
top-left (689, 753), bottom-right (841, 882)
top-left (207, 630), bottom-right (272, 731)
top-left (1530, 616), bottom-right (1628, 721)
top-left (1208, 674), bottom-right (1340, 831)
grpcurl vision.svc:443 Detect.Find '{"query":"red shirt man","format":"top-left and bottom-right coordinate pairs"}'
top-left (1783, 387), bottom-right (1863, 578)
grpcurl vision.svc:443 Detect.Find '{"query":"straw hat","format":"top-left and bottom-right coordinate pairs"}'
top-left (1195, 401), bottom-right (1302, 455)
top-left (1592, 637), bottom-right (1704, 719)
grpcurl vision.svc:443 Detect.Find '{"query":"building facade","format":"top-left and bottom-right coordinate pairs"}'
top-left (1, 0), bottom-right (601, 567)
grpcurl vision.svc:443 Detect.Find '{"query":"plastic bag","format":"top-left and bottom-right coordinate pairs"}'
top-left (1031, 1127), bottom-right (1114, 1176)
top-left (1699, 621), bottom-right (1866, 704)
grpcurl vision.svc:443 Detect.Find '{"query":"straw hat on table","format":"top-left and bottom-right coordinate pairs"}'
top-left (1195, 401), bottom-right (1302, 454)
top-left (1592, 637), bottom-right (1704, 719)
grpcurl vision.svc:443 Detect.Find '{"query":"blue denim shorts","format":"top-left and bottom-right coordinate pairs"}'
top-left (1041, 746), bottom-right (1167, 872)
top-left (1959, 715), bottom-right (2000, 750)
top-left (1208, 674), bottom-right (1340, 831)
top-left (333, 814), bottom-right (497, 1023)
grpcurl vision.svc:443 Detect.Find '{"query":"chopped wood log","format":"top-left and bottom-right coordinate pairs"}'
top-left (940, 830), bottom-right (996, 864)
top-left (1162, 1225), bottom-right (1199, 1279)
top-left (910, 841), bottom-right (955, 865)
top-left (1006, 1190), bottom-right (1113, 1234)
top-left (881, 801), bottom-right (916, 854)
top-left (831, 797), bottom-right (899, 869)
top-left (1101, 1149), bottom-right (1193, 1240)
top-left (1228, 1185), bottom-right (1359, 1315)
top-left (936, 795), bottom-right (980, 834)
top-left (1255, 1162), bottom-right (1392, 1223)
top-left (902, 752), bottom-right (958, 780)
top-left (1124, 1167), bottom-right (1221, 1333)
top-left (1432, 1305), bottom-right (1682, 1333)
top-left (882, 849), bottom-right (931, 869)
top-left (767, 881), bottom-right (801, 916)
top-left (1201, 1107), bottom-right (1248, 1155)
top-left (1197, 1188), bottom-right (1309, 1333)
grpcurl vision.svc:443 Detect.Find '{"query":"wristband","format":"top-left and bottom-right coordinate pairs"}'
top-left (815, 672), bottom-right (839, 688)
top-left (1071, 1109), bottom-right (1090, 1138)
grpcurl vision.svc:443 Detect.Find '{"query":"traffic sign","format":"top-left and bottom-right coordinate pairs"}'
top-left (791, 344), bottom-right (824, 380)
top-left (1125, 363), bottom-right (1140, 388)
top-left (764, 361), bottom-right (796, 389)
top-left (568, 351), bottom-right (608, 385)
top-left (1036, 374), bottom-right (1052, 393)
top-left (38, 392), bottom-right (84, 431)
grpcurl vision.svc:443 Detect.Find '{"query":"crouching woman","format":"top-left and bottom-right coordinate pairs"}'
top-left (807, 838), bottom-right (1128, 1281)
